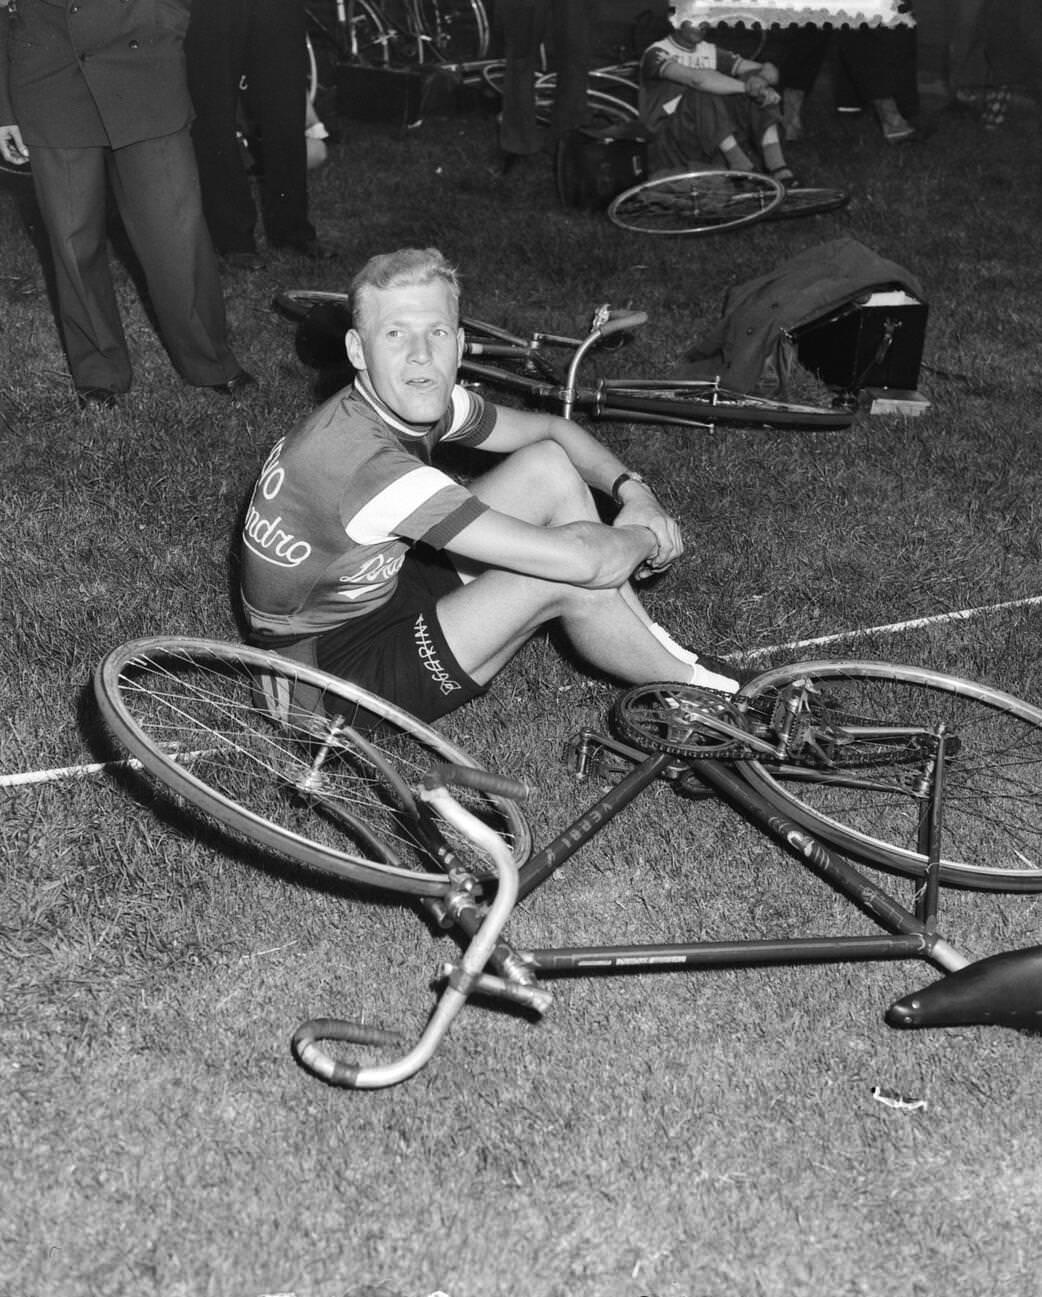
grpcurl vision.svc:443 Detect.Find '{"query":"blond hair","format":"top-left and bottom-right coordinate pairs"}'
top-left (349, 247), bottom-right (461, 332)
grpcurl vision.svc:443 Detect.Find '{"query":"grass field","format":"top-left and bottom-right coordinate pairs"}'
top-left (4, 52), bottom-right (1042, 1297)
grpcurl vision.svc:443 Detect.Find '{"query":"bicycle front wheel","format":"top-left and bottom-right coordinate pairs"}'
top-left (737, 660), bottom-right (1042, 892)
top-left (95, 637), bottom-right (531, 897)
top-left (607, 170), bottom-right (783, 236)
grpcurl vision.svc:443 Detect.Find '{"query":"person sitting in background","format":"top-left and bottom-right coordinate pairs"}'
top-left (240, 247), bottom-right (742, 731)
top-left (638, 0), bottom-right (797, 185)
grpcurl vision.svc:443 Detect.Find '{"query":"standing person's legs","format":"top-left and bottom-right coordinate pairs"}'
top-left (184, 0), bottom-right (258, 256)
top-left (29, 144), bottom-right (132, 395)
top-left (548, 0), bottom-right (595, 140)
top-left (108, 129), bottom-right (244, 387)
top-left (494, 0), bottom-right (550, 158)
top-left (246, 0), bottom-right (316, 249)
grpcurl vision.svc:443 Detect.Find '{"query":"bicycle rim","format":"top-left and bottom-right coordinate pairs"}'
top-left (345, 0), bottom-right (393, 64)
top-left (768, 186), bottom-right (852, 221)
top-left (737, 660), bottom-right (1042, 891)
top-left (272, 288), bottom-right (352, 323)
top-left (416, 0), bottom-right (489, 61)
top-left (607, 170), bottom-right (783, 236)
top-left (95, 637), bottom-right (531, 896)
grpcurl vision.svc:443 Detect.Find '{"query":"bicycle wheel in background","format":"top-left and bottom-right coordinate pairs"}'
top-left (95, 638), bottom-right (532, 897)
top-left (344, 0), bottom-right (394, 64)
top-left (607, 170), bottom-right (784, 236)
top-left (417, 0), bottom-right (489, 62)
top-left (272, 287), bottom-right (352, 322)
top-left (736, 661), bottom-right (1042, 892)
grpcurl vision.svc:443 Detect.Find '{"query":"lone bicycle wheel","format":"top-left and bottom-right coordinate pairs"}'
top-left (95, 637), bottom-right (531, 897)
top-left (737, 661), bottom-right (1042, 892)
top-left (607, 170), bottom-right (783, 236)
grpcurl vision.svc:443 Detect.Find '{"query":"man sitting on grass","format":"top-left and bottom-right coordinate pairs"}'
top-left (639, 0), bottom-right (797, 185)
top-left (239, 246), bottom-right (740, 726)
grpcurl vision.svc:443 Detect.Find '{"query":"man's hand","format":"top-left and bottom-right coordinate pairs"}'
top-left (613, 487), bottom-right (683, 576)
top-left (744, 75), bottom-right (780, 108)
top-left (0, 125), bottom-right (29, 168)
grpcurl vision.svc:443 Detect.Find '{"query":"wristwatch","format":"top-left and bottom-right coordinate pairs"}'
top-left (610, 471), bottom-right (650, 506)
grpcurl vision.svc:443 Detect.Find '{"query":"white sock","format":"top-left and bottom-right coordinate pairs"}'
top-left (650, 623), bottom-right (739, 693)
top-left (650, 622), bottom-right (700, 667)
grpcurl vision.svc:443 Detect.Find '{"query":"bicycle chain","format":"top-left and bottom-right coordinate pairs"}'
top-left (615, 687), bottom-right (935, 770)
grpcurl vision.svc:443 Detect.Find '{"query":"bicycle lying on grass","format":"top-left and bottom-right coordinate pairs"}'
top-left (606, 168), bottom-right (852, 236)
top-left (273, 290), bottom-right (855, 432)
top-left (95, 639), bottom-right (1042, 1089)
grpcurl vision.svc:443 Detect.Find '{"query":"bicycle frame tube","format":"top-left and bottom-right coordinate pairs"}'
top-left (436, 733), bottom-right (970, 993)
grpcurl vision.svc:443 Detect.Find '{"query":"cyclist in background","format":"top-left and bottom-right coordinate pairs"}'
top-left (239, 246), bottom-right (741, 727)
top-left (638, 0), bottom-right (797, 185)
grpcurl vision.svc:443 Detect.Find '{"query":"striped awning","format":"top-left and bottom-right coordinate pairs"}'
top-left (676, 1), bottom-right (915, 26)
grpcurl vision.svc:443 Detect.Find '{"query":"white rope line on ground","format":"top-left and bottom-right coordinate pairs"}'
top-left (0, 750), bottom-right (216, 790)
top-left (4, 595), bottom-right (1042, 789)
top-left (729, 594), bottom-right (1042, 662)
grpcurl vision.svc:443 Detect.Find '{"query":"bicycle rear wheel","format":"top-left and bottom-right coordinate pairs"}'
top-left (607, 170), bottom-right (784, 236)
top-left (595, 381), bottom-right (854, 431)
top-left (737, 661), bottom-right (1042, 892)
top-left (272, 288), bottom-right (352, 323)
top-left (95, 637), bottom-right (531, 897)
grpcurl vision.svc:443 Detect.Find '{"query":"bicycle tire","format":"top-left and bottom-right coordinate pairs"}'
top-left (95, 637), bottom-right (532, 897)
top-left (594, 382), bottom-right (854, 431)
top-left (416, 0), bottom-right (489, 61)
top-left (607, 170), bottom-right (784, 236)
top-left (272, 287), bottom-right (353, 324)
top-left (768, 185), bottom-right (852, 222)
top-left (736, 660), bottom-right (1042, 892)
top-left (482, 64), bottom-right (636, 128)
top-left (344, 0), bottom-right (394, 65)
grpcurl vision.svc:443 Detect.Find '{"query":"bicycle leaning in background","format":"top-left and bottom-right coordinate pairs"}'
top-left (94, 637), bottom-right (1042, 1090)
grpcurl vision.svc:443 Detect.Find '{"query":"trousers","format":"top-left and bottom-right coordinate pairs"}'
top-left (493, 0), bottom-right (596, 156)
top-left (30, 128), bottom-right (240, 392)
top-left (185, 0), bottom-right (314, 253)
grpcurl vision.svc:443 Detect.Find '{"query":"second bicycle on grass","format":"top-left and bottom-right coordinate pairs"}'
top-left (273, 290), bottom-right (856, 432)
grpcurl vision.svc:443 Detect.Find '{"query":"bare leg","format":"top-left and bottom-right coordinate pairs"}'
top-left (436, 442), bottom-right (736, 689)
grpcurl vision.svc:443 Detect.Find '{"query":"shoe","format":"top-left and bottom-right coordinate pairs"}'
top-left (76, 387), bottom-right (120, 410)
top-left (221, 250), bottom-right (268, 272)
top-left (883, 124), bottom-right (918, 144)
top-left (769, 166), bottom-right (799, 188)
top-left (208, 370), bottom-right (257, 397)
top-left (272, 238), bottom-right (340, 261)
top-left (687, 652), bottom-right (744, 695)
top-left (649, 624), bottom-right (747, 694)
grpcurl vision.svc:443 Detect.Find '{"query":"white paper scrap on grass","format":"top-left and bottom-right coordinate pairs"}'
top-left (675, 0), bottom-right (915, 26)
